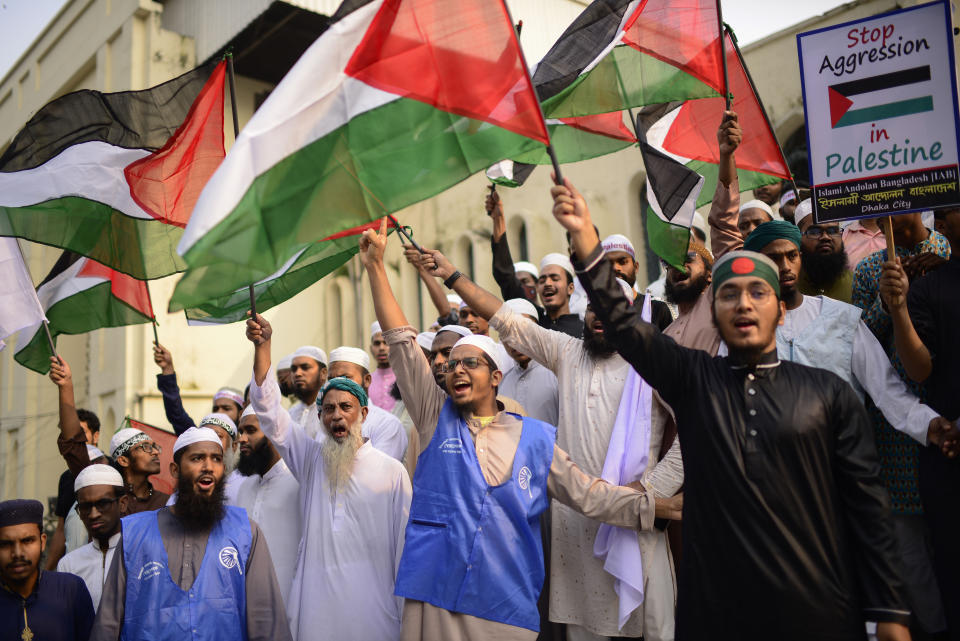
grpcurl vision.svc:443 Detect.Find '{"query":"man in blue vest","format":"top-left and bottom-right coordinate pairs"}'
top-left (89, 427), bottom-right (291, 641)
top-left (360, 218), bottom-right (680, 641)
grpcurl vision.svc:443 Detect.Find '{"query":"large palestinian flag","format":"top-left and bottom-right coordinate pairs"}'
top-left (15, 251), bottom-right (155, 373)
top-left (639, 32), bottom-right (792, 269)
top-left (170, 0), bottom-right (551, 311)
top-left (0, 62), bottom-right (226, 279)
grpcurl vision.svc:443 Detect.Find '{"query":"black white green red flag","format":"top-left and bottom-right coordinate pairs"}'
top-left (15, 251), bottom-right (155, 373)
top-left (0, 62), bottom-right (226, 279)
top-left (170, 0), bottom-right (551, 312)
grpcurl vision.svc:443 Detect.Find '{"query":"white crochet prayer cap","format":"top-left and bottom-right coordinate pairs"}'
top-left (370, 321), bottom-right (382, 337)
top-left (539, 252), bottom-right (574, 277)
top-left (451, 335), bottom-right (505, 372)
top-left (293, 345), bottom-right (327, 366)
top-left (794, 199), bottom-right (814, 226)
top-left (198, 413), bottom-right (238, 440)
top-left (436, 324), bottom-right (472, 338)
top-left (739, 199), bottom-right (774, 216)
top-left (601, 234), bottom-right (636, 259)
top-left (513, 261), bottom-right (539, 279)
top-left (109, 428), bottom-right (147, 459)
top-left (329, 346), bottom-right (371, 371)
top-left (276, 354), bottom-right (294, 370)
top-left (504, 298), bottom-right (539, 320)
top-left (416, 332), bottom-right (436, 351)
top-left (173, 427), bottom-right (223, 455)
top-left (74, 464), bottom-right (124, 492)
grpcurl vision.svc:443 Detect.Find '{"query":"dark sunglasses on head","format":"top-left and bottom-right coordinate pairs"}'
top-left (75, 497), bottom-right (119, 516)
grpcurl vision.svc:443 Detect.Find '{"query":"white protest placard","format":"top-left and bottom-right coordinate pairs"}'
top-left (797, 0), bottom-right (960, 222)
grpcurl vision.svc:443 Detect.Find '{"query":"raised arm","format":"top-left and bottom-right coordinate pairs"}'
top-left (362, 218), bottom-right (413, 331)
top-left (487, 191), bottom-right (528, 302)
top-left (49, 356), bottom-right (91, 477)
top-left (418, 248), bottom-right (504, 322)
top-left (710, 110), bottom-right (743, 259)
top-left (153, 343), bottom-right (196, 435)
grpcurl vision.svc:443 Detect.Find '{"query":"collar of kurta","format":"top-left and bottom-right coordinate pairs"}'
top-left (727, 348), bottom-right (780, 373)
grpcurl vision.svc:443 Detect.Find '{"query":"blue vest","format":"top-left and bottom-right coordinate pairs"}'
top-left (776, 295), bottom-right (865, 399)
top-left (120, 506), bottom-right (251, 641)
top-left (395, 400), bottom-right (556, 631)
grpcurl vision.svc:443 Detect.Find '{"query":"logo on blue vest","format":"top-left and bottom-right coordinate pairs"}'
top-left (137, 561), bottom-right (164, 581)
top-left (439, 437), bottom-right (462, 454)
top-left (518, 466), bottom-right (533, 498)
top-left (219, 546), bottom-right (243, 575)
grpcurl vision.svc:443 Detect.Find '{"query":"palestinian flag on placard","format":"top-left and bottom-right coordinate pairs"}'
top-left (639, 32), bottom-right (792, 269)
top-left (185, 220), bottom-right (398, 324)
top-left (15, 251), bottom-right (155, 373)
top-left (0, 62), bottom-right (226, 279)
top-left (170, 0), bottom-right (551, 311)
top-left (534, 0), bottom-right (724, 120)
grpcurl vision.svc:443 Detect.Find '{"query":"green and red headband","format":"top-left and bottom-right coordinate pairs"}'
top-left (712, 251), bottom-right (781, 298)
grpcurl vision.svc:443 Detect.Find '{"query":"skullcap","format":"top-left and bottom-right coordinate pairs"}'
top-left (452, 335), bottom-right (505, 372)
top-left (74, 464), bottom-right (124, 492)
top-left (173, 427), bottom-right (222, 455)
top-left (446, 294), bottom-right (463, 305)
top-left (240, 404), bottom-right (257, 421)
top-left (0, 499), bottom-right (43, 528)
top-left (214, 388), bottom-right (244, 407)
top-left (504, 298), bottom-right (539, 320)
top-left (416, 332), bottom-right (436, 351)
top-left (539, 252), bottom-right (574, 278)
top-left (370, 321), bottom-right (382, 337)
top-left (110, 428), bottom-right (148, 459)
top-left (436, 324), bottom-right (472, 338)
top-left (740, 199), bottom-right (774, 216)
top-left (794, 198), bottom-right (813, 226)
top-left (329, 346), bottom-right (371, 371)
top-left (513, 261), bottom-right (539, 279)
top-left (198, 413), bottom-right (238, 440)
top-left (293, 345), bottom-right (327, 366)
top-left (86, 444), bottom-right (105, 461)
top-left (276, 354), bottom-right (293, 370)
top-left (601, 234), bottom-right (636, 259)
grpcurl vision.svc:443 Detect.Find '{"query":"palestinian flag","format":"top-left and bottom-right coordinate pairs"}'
top-left (184, 220), bottom-right (398, 324)
top-left (15, 251), bottom-right (155, 373)
top-left (534, 0), bottom-right (725, 120)
top-left (170, 0), bottom-right (550, 311)
top-left (0, 62), bottom-right (226, 279)
top-left (639, 32), bottom-right (792, 269)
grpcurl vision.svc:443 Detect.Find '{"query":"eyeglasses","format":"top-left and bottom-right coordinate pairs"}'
top-left (802, 225), bottom-right (842, 239)
top-left (716, 286), bottom-right (776, 306)
top-left (441, 357), bottom-right (490, 373)
top-left (132, 442), bottom-right (162, 455)
top-left (75, 497), bottom-right (119, 516)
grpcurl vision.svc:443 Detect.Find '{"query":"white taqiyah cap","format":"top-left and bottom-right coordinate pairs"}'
top-left (416, 332), bottom-right (436, 351)
top-left (740, 199), bottom-right (774, 216)
top-left (173, 427), bottom-right (223, 455)
top-left (213, 388), bottom-right (244, 407)
top-left (329, 346), bottom-right (371, 371)
top-left (446, 294), bottom-right (463, 305)
top-left (198, 413), bottom-right (238, 440)
top-left (601, 234), bottom-right (636, 259)
top-left (452, 335), bottom-right (505, 372)
top-left (74, 464), bottom-right (124, 492)
top-left (513, 261), bottom-right (539, 279)
top-left (240, 404), bottom-right (257, 421)
top-left (86, 444), bottom-right (105, 461)
top-left (110, 428), bottom-right (148, 459)
top-left (276, 354), bottom-right (293, 370)
top-left (504, 298), bottom-right (539, 320)
top-left (370, 321), bottom-right (382, 337)
top-left (539, 252), bottom-right (574, 277)
top-left (795, 198), bottom-right (813, 226)
top-left (436, 324), bottom-right (472, 338)
top-left (293, 345), bottom-right (327, 366)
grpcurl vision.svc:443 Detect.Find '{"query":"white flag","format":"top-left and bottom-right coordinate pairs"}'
top-left (0, 238), bottom-right (46, 342)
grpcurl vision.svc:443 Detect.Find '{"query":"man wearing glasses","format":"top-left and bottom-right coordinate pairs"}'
top-left (57, 465), bottom-right (127, 611)
top-left (49, 357), bottom-right (170, 515)
top-left (794, 200), bottom-right (855, 303)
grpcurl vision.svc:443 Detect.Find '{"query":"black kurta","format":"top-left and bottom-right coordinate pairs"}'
top-left (574, 245), bottom-right (909, 640)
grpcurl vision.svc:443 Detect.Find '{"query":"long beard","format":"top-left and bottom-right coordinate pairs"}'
top-left (583, 329), bottom-right (617, 359)
top-left (801, 248), bottom-right (848, 287)
top-left (237, 439), bottom-right (273, 477)
top-left (320, 422), bottom-right (363, 491)
top-left (665, 272), bottom-right (709, 305)
top-left (175, 474), bottom-right (226, 531)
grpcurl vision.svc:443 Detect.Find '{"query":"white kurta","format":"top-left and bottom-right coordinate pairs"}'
top-left (57, 531), bottom-right (120, 611)
top-left (235, 459), bottom-right (302, 607)
top-left (251, 371), bottom-right (412, 641)
top-left (288, 400), bottom-right (322, 441)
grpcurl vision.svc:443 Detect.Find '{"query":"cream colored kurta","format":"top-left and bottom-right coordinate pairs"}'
top-left (491, 307), bottom-right (682, 638)
top-left (386, 326), bottom-right (655, 641)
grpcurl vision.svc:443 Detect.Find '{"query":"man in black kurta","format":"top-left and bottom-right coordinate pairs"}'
top-left (551, 178), bottom-right (911, 641)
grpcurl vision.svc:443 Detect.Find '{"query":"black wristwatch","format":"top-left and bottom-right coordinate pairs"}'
top-left (444, 270), bottom-right (463, 288)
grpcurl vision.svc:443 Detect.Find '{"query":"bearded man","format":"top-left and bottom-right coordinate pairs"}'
top-left (247, 316), bottom-right (411, 641)
top-left (794, 200), bottom-right (854, 303)
top-left (91, 427), bottom-right (290, 641)
top-left (235, 405), bottom-right (302, 607)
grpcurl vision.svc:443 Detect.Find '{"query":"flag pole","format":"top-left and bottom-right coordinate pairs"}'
top-left (726, 25), bottom-right (794, 183)
top-left (716, 0), bottom-right (730, 109)
top-left (144, 281), bottom-right (160, 346)
top-left (499, 2), bottom-right (563, 185)
top-left (387, 215), bottom-right (423, 252)
top-left (226, 52), bottom-right (258, 318)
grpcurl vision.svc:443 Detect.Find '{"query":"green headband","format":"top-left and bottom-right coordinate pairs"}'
top-left (743, 220), bottom-right (801, 253)
top-left (712, 250), bottom-right (781, 297)
top-left (318, 376), bottom-right (369, 408)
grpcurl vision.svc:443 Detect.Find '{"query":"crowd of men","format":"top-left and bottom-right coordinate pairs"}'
top-left (2, 110), bottom-right (959, 641)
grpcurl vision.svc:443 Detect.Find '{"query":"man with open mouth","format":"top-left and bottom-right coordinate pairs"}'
top-left (245, 315), bottom-right (412, 641)
top-left (361, 218), bottom-right (680, 641)
top-left (91, 427), bottom-right (290, 641)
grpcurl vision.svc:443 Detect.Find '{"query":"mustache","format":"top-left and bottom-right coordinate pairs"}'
top-left (175, 473), bottom-right (226, 531)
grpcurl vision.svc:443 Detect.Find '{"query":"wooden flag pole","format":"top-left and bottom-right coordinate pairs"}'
top-left (883, 215), bottom-right (897, 260)
top-left (226, 52), bottom-right (258, 317)
top-left (716, 0), bottom-right (731, 109)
